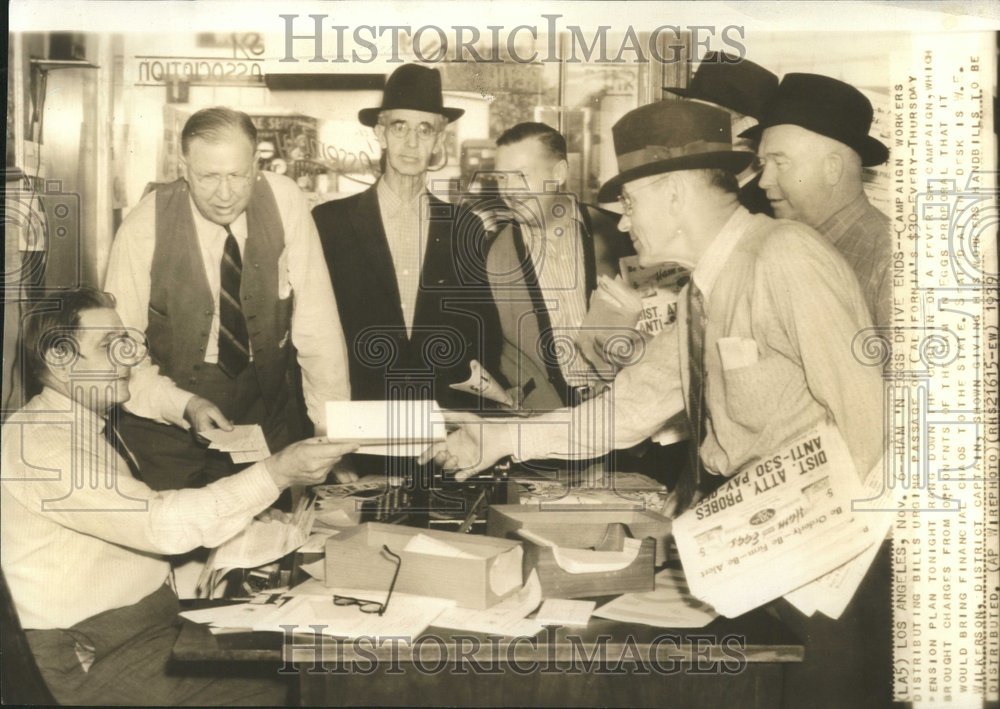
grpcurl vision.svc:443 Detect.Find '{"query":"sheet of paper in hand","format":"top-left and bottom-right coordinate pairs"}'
top-left (325, 400), bottom-right (445, 456)
top-left (672, 422), bottom-right (892, 618)
top-left (200, 425), bottom-right (271, 463)
top-left (449, 359), bottom-right (514, 408)
top-left (618, 256), bottom-right (687, 337)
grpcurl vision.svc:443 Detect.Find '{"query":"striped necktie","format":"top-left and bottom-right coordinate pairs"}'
top-left (217, 225), bottom-right (250, 378)
top-left (675, 282), bottom-right (708, 513)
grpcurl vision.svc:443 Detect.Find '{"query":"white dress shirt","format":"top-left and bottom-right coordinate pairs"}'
top-left (104, 171), bottom-right (350, 432)
top-left (0, 388), bottom-right (280, 629)
top-left (377, 178), bottom-right (428, 333)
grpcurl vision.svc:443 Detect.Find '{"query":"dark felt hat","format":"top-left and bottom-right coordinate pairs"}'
top-left (359, 64), bottom-right (464, 127)
top-left (597, 101), bottom-right (754, 203)
top-left (740, 73), bottom-right (889, 166)
top-left (664, 52), bottom-right (779, 121)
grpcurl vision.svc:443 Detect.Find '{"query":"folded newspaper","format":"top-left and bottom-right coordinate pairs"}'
top-left (672, 422), bottom-right (893, 619)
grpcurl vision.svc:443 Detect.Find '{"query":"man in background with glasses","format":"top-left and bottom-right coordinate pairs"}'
top-left (312, 64), bottom-right (500, 409)
top-left (104, 107), bottom-right (351, 490)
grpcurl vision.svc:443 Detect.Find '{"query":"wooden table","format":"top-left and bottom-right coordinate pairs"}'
top-left (174, 605), bottom-right (803, 707)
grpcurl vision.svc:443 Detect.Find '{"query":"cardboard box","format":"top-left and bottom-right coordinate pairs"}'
top-left (324, 523), bottom-right (523, 609)
top-left (487, 504), bottom-right (673, 566)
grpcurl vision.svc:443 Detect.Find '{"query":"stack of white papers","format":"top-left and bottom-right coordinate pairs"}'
top-left (535, 598), bottom-right (595, 627)
top-left (594, 568), bottom-right (719, 628)
top-left (201, 425), bottom-right (270, 463)
top-left (325, 400), bottom-right (445, 457)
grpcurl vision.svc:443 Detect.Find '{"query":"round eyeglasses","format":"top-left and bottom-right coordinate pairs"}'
top-left (382, 120), bottom-right (440, 141)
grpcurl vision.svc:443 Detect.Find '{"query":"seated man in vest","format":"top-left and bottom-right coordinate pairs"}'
top-left (0, 288), bottom-right (356, 706)
top-left (104, 107), bottom-right (352, 490)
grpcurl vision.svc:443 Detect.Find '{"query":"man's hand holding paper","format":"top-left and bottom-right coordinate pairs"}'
top-left (574, 275), bottom-right (646, 380)
top-left (419, 411), bottom-right (513, 481)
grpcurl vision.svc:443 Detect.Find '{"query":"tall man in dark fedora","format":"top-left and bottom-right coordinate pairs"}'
top-left (425, 100), bottom-right (889, 708)
top-left (665, 51), bottom-right (780, 216)
top-left (745, 73), bottom-right (892, 329)
top-left (105, 107), bottom-right (351, 490)
top-left (313, 64), bottom-right (500, 409)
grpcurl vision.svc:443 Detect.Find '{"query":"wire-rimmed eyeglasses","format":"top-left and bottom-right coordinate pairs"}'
top-left (332, 545), bottom-right (401, 617)
top-left (381, 120), bottom-right (440, 141)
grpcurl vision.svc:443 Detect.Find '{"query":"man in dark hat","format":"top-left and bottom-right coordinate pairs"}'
top-left (426, 99), bottom-right (890, 709)
top-left (428, 98), bottom-right (880, 503)
top-left (665, 52), bottom-right (779, 215)
top-left (312, 64), bottom-right (500, 410)
top-left (746, 73), bottom-right (892, 329)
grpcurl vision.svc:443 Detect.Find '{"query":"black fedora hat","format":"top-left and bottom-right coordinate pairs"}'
top-left (664, 52), bottom-right (779, 121)
top-left (597, 101), bottom-right (754, 203)
top-left (359, 64), bottom-right (464, 127)
top-left (740, 73), bottom-right (889, 166)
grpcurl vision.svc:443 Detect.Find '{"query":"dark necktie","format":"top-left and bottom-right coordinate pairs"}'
top-left (675, 282), bottom-right (708, 513)
top-left (103, 407), bottom-right (142, 480)
top-left (217, 225), bottom-right (250, 378)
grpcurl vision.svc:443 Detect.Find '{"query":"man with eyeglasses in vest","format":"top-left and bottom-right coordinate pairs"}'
top-left (105, 107), bottom-right (352, 490)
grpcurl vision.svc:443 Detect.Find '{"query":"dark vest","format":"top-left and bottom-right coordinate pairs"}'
top-left (146, 178), bottom-right (292, 413)
top-left (313, 185), bottom-right (502, 409)
top-left (487, 209), bottom-right (599, 409)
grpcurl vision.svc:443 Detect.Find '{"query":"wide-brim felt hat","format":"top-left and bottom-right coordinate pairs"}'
top-left (597, 101), bottom-right (754, 203)
top-left (359, 63), bottom-right (464, 127)
top-left (740, 72), bottom-right (889, 166)
top-left (664, 52), bottom-right (779, 121)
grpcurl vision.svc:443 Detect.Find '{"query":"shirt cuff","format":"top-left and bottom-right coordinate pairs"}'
top-left (165, 389), bottom-right (196, 429)
top-left (235, 462), bottom-right (283, 508)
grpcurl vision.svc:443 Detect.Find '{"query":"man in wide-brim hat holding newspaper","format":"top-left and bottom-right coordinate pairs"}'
top-left (426, 98), bottom-right (890, 707)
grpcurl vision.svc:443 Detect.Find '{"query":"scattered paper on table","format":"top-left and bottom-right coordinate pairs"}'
top-left (535, 598), bottom-right (595, 627)
top-left (299, 529), bottom-right (339, 554)
top-left (179, 597), bottom-right (291, 630)
top-left (593, 568), bottom-right (719, 628)
top-left (255, 590), bottom-right (454, 640)
top-left (433, 571), bottom-right (543, 637)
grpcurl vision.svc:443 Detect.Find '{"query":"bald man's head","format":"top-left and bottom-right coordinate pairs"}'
top-left (757, 124), bottom-right (864, 227)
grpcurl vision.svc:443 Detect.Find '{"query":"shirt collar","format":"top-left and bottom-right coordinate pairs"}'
top-left (188, 196), bottom-right (248, 242)
top-left (692, 206), bottom-right (753, 300)
top-left (816, 193), bottom-right (870, 247)
top-left (377, 177), bottom-right (426, 217)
